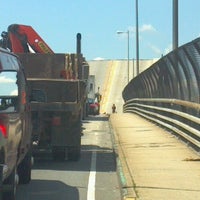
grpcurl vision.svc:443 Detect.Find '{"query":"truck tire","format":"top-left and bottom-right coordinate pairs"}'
top-left (3, 166), bottom-right (17, 200)
top-left (52, 149), bottom-right (65, 161)
top-left (17, 150), bottom-right (32, 184)
top-left (68, 146), bottom-right (81, 161)
top-left (0, 164), bottom-right (3, 200)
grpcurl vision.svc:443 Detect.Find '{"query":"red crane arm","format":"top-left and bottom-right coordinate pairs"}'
top-left (8, 24), bottom-right (54, 53)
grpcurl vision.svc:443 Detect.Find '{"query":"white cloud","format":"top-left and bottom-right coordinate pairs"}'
top-left (10, 89), bottom-right (18, 95)
top-left (127, 24), bottom-right (156, 38)
top-left (93, 57), bottom-right (105, 61)
top-left (128, 26), bottom-right (135, 33)
top-left (147, 43), bottom-right (173, 57)
top-left (128, 24), bottom-right (156, 33)
top-left (140, 24), bottom-right (156, 33)
top-left (164, 44), bottom-right (172, 55)
top-left (148, 43), bottom-right (162, 56)
top-left (0, 76), bottom-right (15, 83)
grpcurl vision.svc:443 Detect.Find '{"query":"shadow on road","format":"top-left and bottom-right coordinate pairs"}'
top-left (33, 144), bottom-right (117, 172)
top-left (16, 180), bottom-right (79, 200)
top-left (83, 115), bottom-right (109, 122)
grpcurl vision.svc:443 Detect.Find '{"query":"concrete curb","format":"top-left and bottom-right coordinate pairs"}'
top-left (109, 118), bottom-right (137, 200)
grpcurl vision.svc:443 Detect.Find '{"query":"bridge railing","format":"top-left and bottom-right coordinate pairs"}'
top-left (123, 98), bottom-right (200, 148)
top-left (122, 37), bottom-right (200, 149)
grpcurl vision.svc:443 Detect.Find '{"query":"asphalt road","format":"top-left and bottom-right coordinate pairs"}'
top-left (16, 115), bottom-right (121, 200)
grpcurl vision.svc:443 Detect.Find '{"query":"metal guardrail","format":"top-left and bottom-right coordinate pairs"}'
top-left (122, 37), bottom-right (200, 150)
top-left (123, 98), bottom-right (200, 149)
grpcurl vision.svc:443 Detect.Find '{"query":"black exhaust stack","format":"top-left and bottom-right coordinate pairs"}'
top-left (76, 33), bottom-right (81, 54)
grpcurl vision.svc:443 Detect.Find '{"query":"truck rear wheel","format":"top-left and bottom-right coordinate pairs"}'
top-left (3, 166), bottom-right (17, 200)
top-left (52, 149), bottom-right (66, 161)
top-left (68, 147), bottom-right (81, 161)
top-left (0, 164), bottom-right (3, 200)
top-left (17, 150), bottom-right (32, 184)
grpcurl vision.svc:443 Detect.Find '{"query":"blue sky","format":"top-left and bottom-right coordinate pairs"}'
top-left (1, 0), bottom-right (200, 60)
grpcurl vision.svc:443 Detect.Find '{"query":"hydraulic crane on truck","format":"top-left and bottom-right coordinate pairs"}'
top-left (0, 24), bottom-right (77, 80)
top-left (0, 24), bottom-right (54, 53)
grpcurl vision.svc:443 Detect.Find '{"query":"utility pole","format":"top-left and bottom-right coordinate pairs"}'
top-left (173, 0), bottom-right (178, 50)
top-left (135, 0), bottom-right (139, 75)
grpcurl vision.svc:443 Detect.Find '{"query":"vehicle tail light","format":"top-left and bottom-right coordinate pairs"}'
top-left (0, 125), bottom-right (7, 138)
top-left (52, 117), bottom-right (61, 126)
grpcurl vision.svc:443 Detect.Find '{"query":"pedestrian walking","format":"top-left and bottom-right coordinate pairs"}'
top-left (112, 104), bottom-right (116, 113)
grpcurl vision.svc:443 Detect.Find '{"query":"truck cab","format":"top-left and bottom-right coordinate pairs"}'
top-left (0, 47), bottom-right (32, 199)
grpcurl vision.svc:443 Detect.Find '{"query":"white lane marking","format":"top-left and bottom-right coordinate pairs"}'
top-left (87, 151), bottom-right (97, 200)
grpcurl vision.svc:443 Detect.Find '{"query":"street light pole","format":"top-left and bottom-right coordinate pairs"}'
top-left (127, 30), bottom-right (130, 83)
top-left (117, 30), bottom-right (130, 83)
top-left (135, 0), bottom-right (139, 75)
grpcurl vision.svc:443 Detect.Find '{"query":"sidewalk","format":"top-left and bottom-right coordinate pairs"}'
top-left (110, 113), bottom-right (200, 200)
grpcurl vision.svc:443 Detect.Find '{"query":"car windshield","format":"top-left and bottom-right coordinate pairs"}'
top-left (88, 98), bottom-right (94, 104)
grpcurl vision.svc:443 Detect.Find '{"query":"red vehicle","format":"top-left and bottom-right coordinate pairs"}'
top-left (88, 98), bottom-right (100, 115)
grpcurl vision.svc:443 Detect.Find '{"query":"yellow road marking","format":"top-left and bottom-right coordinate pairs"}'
top-left (100, 61), bottom-right (118, 114)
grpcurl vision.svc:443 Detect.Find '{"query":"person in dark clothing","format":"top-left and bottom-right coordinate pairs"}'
top-left (112, 104), bottom-right (116, 113)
